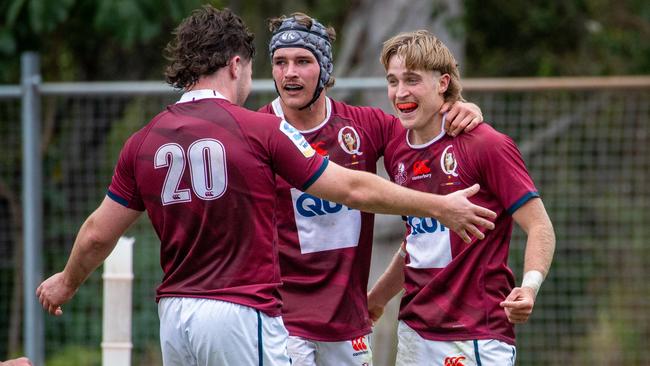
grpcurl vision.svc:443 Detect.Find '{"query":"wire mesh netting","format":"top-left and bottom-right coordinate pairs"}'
top-left (0, 84), bottom-right (648, 365)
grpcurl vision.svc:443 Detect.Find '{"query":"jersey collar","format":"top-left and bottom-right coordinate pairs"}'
top-left (270, 96), bottom-right (332, 133)
top-left (177, 89), bottom-right (229, 104)
top-left (406, 113), bottom-right (448, 149)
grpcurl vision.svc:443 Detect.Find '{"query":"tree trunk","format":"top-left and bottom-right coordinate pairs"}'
top-left (336, 0), bottom-right (465, 111)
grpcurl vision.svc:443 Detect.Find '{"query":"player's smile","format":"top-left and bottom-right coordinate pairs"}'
top-left (396, 102), bottom-right (418, 115)
top-left (386, 55), bottom-right (448, 143)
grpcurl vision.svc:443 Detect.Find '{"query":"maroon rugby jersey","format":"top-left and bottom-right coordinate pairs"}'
top-left (108, 90), bottom-right (327, 316)
top-left (259, 97), bottom-right (401, 341)
top-left (383, 121), bottom-right (538, 345)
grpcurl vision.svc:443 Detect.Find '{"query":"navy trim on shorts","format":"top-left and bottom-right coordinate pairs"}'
top-left (474, 340), bottom-right (482, 366)
top-left (257, 310), bottom-right (263, 366)
top-left (301, 158), bottom-right (329, 191)
top-left (506, 191), bottom-right (540, 215)
top-left (106, 190), bottom-right (129, 207)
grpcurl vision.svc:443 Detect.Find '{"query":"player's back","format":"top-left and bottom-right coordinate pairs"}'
top-left (110, 91), bottom-right (325, 316)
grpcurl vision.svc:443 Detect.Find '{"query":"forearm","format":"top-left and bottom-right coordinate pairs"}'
top-left (369, 246), bottom-right (406, 306)
top-left (62, 214), bottom-right (120, 289)
top-left (523, 221), bottom-right (555, 278)
top-left (345, 170), bottom-right (444, 218)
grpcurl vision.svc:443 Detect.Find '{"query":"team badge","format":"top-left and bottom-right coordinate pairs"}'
top-left (440, 145), bottom-right (458, 177)
top-left (394, 162), bottom-right (407, 185)
top-left (337, 126), bottom-right (363, 156)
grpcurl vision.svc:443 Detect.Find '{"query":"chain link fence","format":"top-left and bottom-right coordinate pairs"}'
top-left (0, 78), bottom-right (648, 365)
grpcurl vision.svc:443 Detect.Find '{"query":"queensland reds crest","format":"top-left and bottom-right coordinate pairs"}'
top-left (440, 145), bottom-right (458, 177)
top-left (394, 162), bottom-right (407, 185)
top-left (337, 126), bottom-right (363, 156)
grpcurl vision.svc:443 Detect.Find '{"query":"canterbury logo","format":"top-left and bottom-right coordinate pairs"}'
top-left (351, 337), bottom-right (368, 351)
top-left (444, 356), bottom-right (466, 366)
top-left (413, 160), bottom-right (431, 175)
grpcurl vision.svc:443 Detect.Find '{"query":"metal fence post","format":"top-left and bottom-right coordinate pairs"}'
top-left (21, 51), bottom-right (44, 366)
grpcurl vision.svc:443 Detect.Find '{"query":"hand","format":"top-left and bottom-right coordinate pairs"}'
top-left (438, 184), bottom-right (496, 243)
top-left (440, 101), bottom-right (483, 137)
top-left (1, 357), bottom-right (33, 366)
top-left (36, 272), bottom-right (78, 316)
top-left (500, 286), bottom-right (536, 323)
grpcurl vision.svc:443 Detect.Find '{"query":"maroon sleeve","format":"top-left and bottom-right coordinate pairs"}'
top-left (267, 119), bottom-right (328, 191)
top-left (107, 133), bottom-right (145, 211)
top-left (459, 125), bottom-right (539, 215)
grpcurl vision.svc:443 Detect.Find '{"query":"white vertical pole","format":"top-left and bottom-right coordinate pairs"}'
top-left (102, 236), bottom-right (134, 366)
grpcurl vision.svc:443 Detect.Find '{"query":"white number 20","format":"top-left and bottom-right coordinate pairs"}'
top-left (154, 139), bottom-right (228, 205)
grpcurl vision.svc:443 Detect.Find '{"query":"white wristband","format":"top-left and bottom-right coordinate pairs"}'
top-left (521, 270), bottom-right (544, 295)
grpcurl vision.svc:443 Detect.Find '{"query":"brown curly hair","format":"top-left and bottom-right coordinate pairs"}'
top-left (164, 6), bottom-right (255, 89)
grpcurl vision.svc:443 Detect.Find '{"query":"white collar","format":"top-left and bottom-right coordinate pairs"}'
top-left (270, 97), bottom-right (332, 133)
top-left (177, 89), bottom-right (229, 104)
top-left (406, 114), bottom-right (448, 149)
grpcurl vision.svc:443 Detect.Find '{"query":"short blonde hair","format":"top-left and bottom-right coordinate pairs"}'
top-left (380, 30), bottom-right (462, 102)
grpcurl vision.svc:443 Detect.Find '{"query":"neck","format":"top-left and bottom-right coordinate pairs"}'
top-left (189, 71), bottom-right (237, 104)
top-left (409, 113), bottom-right (444, 145)
top-left (280, 94), bottom-right (327, 130)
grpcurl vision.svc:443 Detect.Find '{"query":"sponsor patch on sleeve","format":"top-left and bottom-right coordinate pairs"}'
top-left (280, 120), bottom-right (315, 158)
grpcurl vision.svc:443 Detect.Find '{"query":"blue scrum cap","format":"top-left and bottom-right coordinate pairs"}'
top-left (269, 16), bottom-right (334, 110)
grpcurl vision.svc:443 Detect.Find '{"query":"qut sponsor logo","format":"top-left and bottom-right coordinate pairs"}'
top-left (406, 216), bottom-right (447, 235)
top-left (296, 193), bottom-right (353, 217)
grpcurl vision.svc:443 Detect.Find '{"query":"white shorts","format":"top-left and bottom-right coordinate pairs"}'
top-left (287, 334), bottom-right (373, 366)
top-left (158, 297), bottom-right (290, 366)
top-left (396, 321), bottom-right (516, 366)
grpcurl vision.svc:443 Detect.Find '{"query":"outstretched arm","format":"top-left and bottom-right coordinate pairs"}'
top-left (37, 197), bottom-right (142, 316)
top-left (440, 101), bottom-right (484, 136)
top-left (500, 197), bottom-right (555, 323)
top-left (306, 161), bottom-right (496, 243)
top-left (367, 243), bottom-right (406, 324)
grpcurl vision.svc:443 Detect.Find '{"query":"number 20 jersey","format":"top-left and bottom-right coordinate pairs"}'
top-left (107, 90), bottom-right (327, 316)
top-left (383, 122), bottom-right (539, 345)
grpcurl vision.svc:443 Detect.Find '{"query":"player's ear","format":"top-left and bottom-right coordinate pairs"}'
top-left (438, 73), bottom-right (451, 94)
top-left (229, 56), bottom-right (241, 79)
